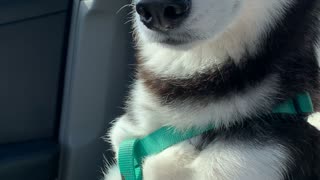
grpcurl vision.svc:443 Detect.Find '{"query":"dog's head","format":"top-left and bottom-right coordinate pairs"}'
top-left (132, 0), bottom-right (290, 50)
top-left (133, 0), bottom-right (242, 46)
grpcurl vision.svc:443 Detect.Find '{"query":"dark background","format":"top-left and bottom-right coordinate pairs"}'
top-left (0, 0), bottom-right (133, 179)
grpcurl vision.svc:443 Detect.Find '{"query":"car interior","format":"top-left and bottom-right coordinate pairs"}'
top-left (0, 0), bottom-right (132, 179)
top-left (1, 1), bottom-right (320, 180)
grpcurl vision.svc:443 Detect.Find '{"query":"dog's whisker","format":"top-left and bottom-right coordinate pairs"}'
top-left (124, 19), bottom-right (134, 25)
top-left (117, 3), bottom-right (135, 14)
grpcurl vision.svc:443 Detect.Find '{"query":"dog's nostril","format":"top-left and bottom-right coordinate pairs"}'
top-left (164, 5), bottom-right (187, 20)
top-left (136, 4), bottom-right (152, 23)
top-left (136, 0), bottom-right (191, 31)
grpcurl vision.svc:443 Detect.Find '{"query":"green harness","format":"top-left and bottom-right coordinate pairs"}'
top-left (118, 92), bottom-right (314, 180)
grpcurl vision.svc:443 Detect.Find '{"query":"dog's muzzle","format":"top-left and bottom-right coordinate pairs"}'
top-left (136, 0), bottom-right (191, 32)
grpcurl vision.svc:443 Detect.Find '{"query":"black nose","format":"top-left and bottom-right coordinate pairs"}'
top-left (136, 0), bottom-right (191, 31)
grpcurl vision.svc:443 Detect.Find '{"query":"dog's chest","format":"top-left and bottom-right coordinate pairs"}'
top-left (114, 82), bottom-right (297, 180)
top-left (139, 136), bottom-right (288, 180)
top-left (141, 141), bottom-right (199, 180)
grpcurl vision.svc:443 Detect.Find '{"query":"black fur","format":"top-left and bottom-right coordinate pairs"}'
top-left (138, 0), bottom-right (320, 179)
top-left (139, 0), bottom-right (320, 109)
top-left (195, 114), bottom-right (320, 180)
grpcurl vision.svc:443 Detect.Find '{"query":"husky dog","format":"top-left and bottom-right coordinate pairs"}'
top-left (105, 0), bottom-right (320, 179)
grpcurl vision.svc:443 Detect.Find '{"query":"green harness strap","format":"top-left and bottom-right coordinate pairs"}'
top-left (272, 93), bottom-right (313, 114)
top-left (118, 92), bottom-right (314, 180)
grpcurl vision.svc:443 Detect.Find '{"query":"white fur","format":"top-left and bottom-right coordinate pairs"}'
top-left (190, 143), bottom-right (289, 180)
top-left (104, 165), bottom-right (122, 180)
top-left (106, 136), bottom-right (289, 180)
top-left (135, 0), bottom-right (292, 77)
top-left (129, 75), bottom-right (279, 131)
top-left (105, 74), bottom-right (283, 180)
top-left (104, 0), bottom-right (293, 179)
top-left (308, 113), bottom-right (320, 130)
top-left (143, 142), bottom-right (289, 180)
top-left (316, 44), bottom-right (320, 65)
top-left (108, 114), bottom-right (156, 157)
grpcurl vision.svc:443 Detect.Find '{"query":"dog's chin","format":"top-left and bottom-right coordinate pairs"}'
top-left (136, 19), bottom-right (207, 50)
top-left (142, 32), bottom-right (202, 50)
top-left (158, 38), bottom-right (191, 46)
